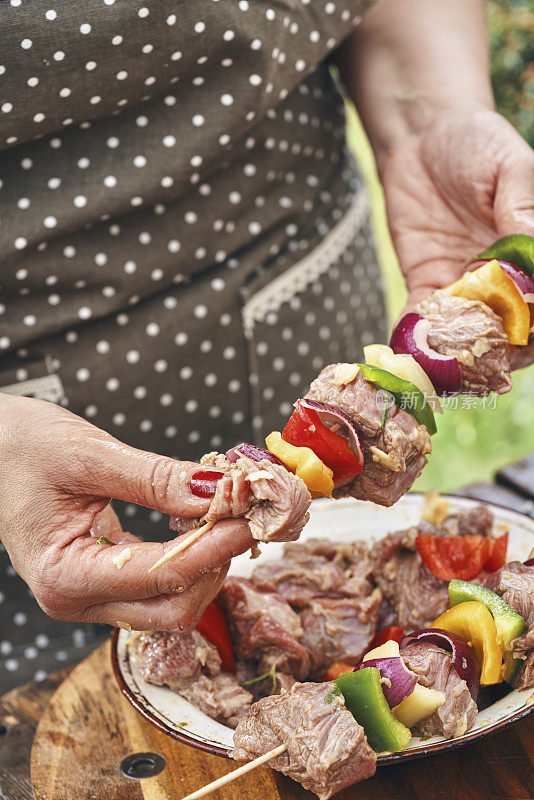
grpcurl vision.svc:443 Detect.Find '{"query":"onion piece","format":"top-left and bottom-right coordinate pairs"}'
top-left (354, 656), bottom-right (418, 708)
top-left (363, 343), bottom-right (442, 414)
top-left (523, 558), bottom-right (534, 567)
top-left (470, 259), bottom-right (534, 304)
top-left (402, 628), bottom-right (480, 700)
top-left (296, 398), bottom-right (364, 466)
top-left (390, 313), bottom-right (462, 396)
top-left (225, 443), bottom-right (285, 466)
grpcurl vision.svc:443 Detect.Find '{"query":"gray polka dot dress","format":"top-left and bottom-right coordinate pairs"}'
top-left (0, 0), bottom-right (388, 689)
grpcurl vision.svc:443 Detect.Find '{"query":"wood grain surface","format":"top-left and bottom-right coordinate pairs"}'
top-left (11, 640), bottom-right (531, 800)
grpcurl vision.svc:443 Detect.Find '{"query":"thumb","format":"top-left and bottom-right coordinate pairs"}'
top-left (494, 145), bottom-right (534, 237)
top-left (60, 431), bottom-right (213, 517)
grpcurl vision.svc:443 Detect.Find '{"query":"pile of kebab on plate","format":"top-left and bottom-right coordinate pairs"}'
top-left (149, 235), bottom-right (534, 573)
top-left (132, 501), bottom-right (534, 800)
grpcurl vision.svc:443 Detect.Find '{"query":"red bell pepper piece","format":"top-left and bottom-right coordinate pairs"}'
top-left (416, 534), bottom-right (490, 582)
top-left (323, 661), bottom-right (354, 682)
top-left (282, 404), bottom-right (363, 483)
top-left (196, 600), bottom-right (236, 673)
top-left (484, 532), bottom-right (508, 573)
top-left (369, 625), bottom-right (405, 649)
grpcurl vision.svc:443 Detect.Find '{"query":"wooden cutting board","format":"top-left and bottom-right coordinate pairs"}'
top-left (26, 640), bottom-right (534, 800)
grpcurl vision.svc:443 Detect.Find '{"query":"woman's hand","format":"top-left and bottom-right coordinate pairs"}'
top-left (383, 108), bottom-right (534, 310)
top-left (0, 394), bottom-right (253, 631)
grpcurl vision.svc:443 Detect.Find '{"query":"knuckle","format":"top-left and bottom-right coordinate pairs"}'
top-left (148, 457), bottom-right (177, 507)
top-left (34, 586), bottom-right (72, 621)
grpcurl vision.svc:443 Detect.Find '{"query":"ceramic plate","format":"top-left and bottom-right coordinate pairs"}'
top-left (112, 493), bottom-right (534, 764)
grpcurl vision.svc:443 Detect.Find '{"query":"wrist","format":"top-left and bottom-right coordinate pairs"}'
top-left (373, 96), bottom-right (495, 177)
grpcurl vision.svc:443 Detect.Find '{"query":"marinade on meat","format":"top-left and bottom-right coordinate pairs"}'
top-left (251, 553), bottom-right (347, 608)
top-left (180, 673), bottom-right (253, 729)
top-left (441, 505), bottom-right (494, 538)
top-left (370, 522), bottom-right (449, 630)
top-left (414, 291), bottom-right (512, 396)
top-left (136, 630), bottom-right (221, 692)
top-left (301, 590), bottom-right (381, 678)
top-left (232, 681), bottom-right (377, 800)
top-left (401, 642), bottom-right (477, 738)
top-left (220, 577), bottom-right (310, 680)
top-left (306, 365), bottom-right (432, 506)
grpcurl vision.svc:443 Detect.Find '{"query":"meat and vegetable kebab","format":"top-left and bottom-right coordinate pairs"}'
top-left (132, 504), bottom-right (534, 800)
top-left (149, 234), bottom-right (534, 571)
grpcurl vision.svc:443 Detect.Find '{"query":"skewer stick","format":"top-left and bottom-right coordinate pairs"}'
top-left (147, 521), bottom-right (215, 572)
top-left (180, 744), bottom-right (287, 800)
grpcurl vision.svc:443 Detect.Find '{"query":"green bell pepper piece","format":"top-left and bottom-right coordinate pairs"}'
top-left (335, 667), bottom-right (412, 753)
top-left (448, 579), bottom-right (527, 683)
top-left (358, 363), bottom-right (437, 435)
top-left (469, 234), bottom-right (534, 280)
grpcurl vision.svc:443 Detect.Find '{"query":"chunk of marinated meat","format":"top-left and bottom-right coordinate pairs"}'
top-left (515, 651), bottom-right (534, 690)
top-left (301, 590), bottom-right (381, 678)
top-left (306, 365), bottom-right (431, 506)
top-left (232, 682), bottom-right (377, 800)
top-left (220, 577), bottom-right (310, 679)
top-left (238, 456), bottom-right (311, 542)
top-left (377, 597), bottom-right (399, 629)
top-left (484, 562), bottom-right (534, 627)
top-left (135, 630), bottom-right (221, 692)
top-left (283, 538), bottom-right (340, 562)
top-left (370, 522), bottom-right (449, 629)
top-left (339, 543), bottom-right (376, 598)
top-left (414, 291), bottom-right (512, 396)
top-left (484, 561), bottom-right (534, 689)
top-left (244, 670), bottom-right (298, 702)
top-left (401, 642), bottom-right (477, 739)
top-left (171, 453), bottom-right (311, 542)
top-left (251, 554), bottom-right (346, 608)
top-left (441, 505), bottom-right (494, 538)
top-left (180, 673), bottom-right (253, 728)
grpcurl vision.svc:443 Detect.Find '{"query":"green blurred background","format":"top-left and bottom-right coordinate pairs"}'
top-left (347, 0), bottom-right (534, 493)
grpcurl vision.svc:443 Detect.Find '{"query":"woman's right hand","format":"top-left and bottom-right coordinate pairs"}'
top-left (0, 394), bottom-right (254, 631)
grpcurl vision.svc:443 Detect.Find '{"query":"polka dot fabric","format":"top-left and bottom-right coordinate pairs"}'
top-left (0, 0), bottom-right (386, 689)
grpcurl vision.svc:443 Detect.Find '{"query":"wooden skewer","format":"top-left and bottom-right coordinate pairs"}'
top-left (180, 744), bottom-right (287, 800)
top-left (147, 521), bottom-right (216, 572)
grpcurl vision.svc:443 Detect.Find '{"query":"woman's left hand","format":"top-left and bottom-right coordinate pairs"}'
top-left (383, 107), bottom-right (534, 367)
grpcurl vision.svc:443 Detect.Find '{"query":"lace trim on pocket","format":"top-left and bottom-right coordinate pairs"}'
top-left (242, 192), bottom-right (368, 334)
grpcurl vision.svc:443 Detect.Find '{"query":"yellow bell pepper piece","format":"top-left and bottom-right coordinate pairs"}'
top-left (431, 601), bottom-right (502, 685)
top-left (265, 431), bottom-right (334, 497)
top-left (444, 259), bottom-right (530, 346)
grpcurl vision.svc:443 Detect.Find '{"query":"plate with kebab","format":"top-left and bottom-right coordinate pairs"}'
top-left (112, 236), bottom-right (534, 800)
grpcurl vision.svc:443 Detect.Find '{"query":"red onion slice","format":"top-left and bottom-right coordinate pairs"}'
top-left (390, 313), bottom-right (462, 396)
top-left (189, 470), bottom-right (224, 498)
top-left (297, 398), bottom-right (364, 465)
top-left (355, 656), bottom-right (417, 708)
top-left (523, 558), bottom-right (534, 567)
top-left (470, 259), bottom-right (534, 304)
top-left (225, 443), bottom-right (285, 466)
top-left (402, 628), bottom-right (480, 700)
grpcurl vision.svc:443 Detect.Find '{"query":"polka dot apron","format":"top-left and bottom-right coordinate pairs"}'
top-left (0, 0), bottom-right (387, 689)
